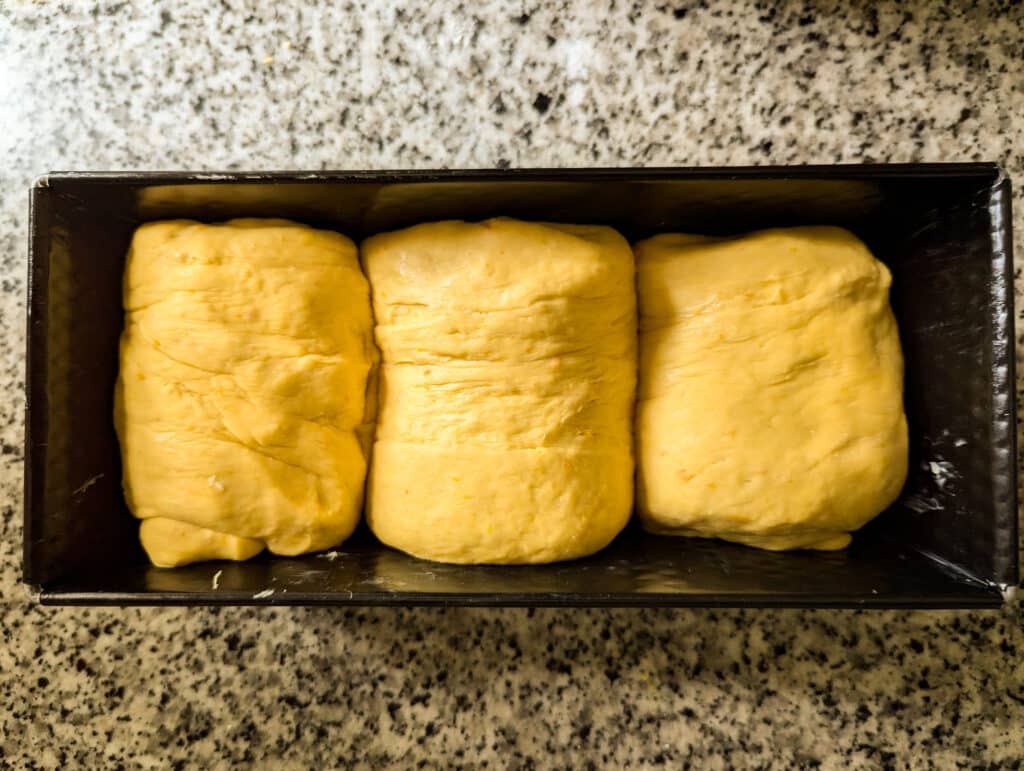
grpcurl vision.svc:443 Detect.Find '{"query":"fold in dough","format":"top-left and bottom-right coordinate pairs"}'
top-left (635, 227), bottom-right (908, 550)
top-left (362, 218), bottom-right (637, 564)
top-left (115, 219), bottom-right (377, 567)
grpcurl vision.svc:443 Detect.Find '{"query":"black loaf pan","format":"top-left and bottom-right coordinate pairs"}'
top-left (23, 165), bottom-right (1019, 607)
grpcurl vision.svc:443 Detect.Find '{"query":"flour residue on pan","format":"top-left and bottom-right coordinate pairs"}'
top-left (903, 494), bottom-right (943, 513)
top-left (900, 436), bottom-right (963, 513)
top-left (926, 460), bottom-right (957, 491)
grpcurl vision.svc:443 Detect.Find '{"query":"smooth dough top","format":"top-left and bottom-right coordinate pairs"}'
top-left (115, 219), bottom-right (377, 566)
top-left (635, 226), bottom-right (908, 550)
top-left (363, 218), bottom-right (637, 564)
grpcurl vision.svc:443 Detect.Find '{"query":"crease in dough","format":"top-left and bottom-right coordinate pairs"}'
top-left (115, 218), bottom-right (377, 567)
top-left (635, 226), bottom-right (908, 551)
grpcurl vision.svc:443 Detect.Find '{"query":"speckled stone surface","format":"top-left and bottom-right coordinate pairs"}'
top-left (2, 0), bottom-right (1024, 767)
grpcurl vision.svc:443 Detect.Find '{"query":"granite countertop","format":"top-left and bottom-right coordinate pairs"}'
top-left (2, 0), bottom-right (1023, 766)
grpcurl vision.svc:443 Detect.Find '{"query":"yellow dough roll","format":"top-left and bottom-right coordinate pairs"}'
top-left (139, 518), bottom-right (265, 568)
top-left (115, 219), bottom-right (377, 567)
top-left (363, 218), bottom-right (637, 564)
top-left (635, 227), bottom-right (908, 551)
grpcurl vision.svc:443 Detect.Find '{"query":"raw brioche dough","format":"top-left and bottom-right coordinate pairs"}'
top-left (363, 218), bottom-right (637, 564)
top-left (115, 219), bottom-right (377, 568)
top-left (635, 227), bottom-right (908, 550)
top-left (139, 518), bottom-right (264, 567)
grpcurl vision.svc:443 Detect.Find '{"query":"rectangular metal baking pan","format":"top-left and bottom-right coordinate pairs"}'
top-left (23, 165), bottom-right (1018, 607)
